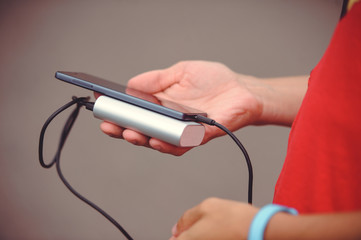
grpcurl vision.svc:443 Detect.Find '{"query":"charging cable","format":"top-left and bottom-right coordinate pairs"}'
top-left (194, 115), bottom-right (253, 204)
top-left (38, 96), bottom-right (133, 240)
top-left (38, 96), bottom-right (253, 240)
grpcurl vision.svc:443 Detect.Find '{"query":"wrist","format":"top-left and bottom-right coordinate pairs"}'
top-left (263, 211), bottom-right (299, 240)
top-left (248, 204), bottom-right (298, 240)
top-left (234, 73), bottom-right (266, 126)
top-left (240, 75), bottom-right (308, 126)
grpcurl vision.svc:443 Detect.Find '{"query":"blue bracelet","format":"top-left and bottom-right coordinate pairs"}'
top-left (248, 204), bottom-right (298, 240)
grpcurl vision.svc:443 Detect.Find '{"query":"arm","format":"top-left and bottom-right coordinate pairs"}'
top-left (266, 210), bottom-right (361, 240)
top-left (170, 197), bottom-right (361, 240)
top-left (246, 75), bottom-right (308, 126)
top-left (97, 61), bottom-right (308, 155)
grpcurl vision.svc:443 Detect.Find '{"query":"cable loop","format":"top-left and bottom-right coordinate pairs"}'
top-left (39, 95), bottom-right (252, 239)
top-left (39, 97), bottom-right (83, 168)
top-left (38, 96), bottom-right (134, 240)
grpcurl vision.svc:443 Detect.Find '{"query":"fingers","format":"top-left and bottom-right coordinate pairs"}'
top-left (122, 129), bottom-right (150, 146)
top-left (100, 122), bottom-right (150, 145)
top-left (148, 138), bottom-right (192, 156)
top-left (94, 91), bottom-right (102, 99)
top-left (95, 62), bottom-right (197, 155)
top-left (100, 121), bottom-right (124, 138)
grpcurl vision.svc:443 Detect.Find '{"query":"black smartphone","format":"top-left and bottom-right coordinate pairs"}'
top-left (55, 71), bottom-right (207, 120)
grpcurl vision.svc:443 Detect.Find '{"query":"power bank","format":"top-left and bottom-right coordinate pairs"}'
top-left (93, 96), bottom-right (205, 147)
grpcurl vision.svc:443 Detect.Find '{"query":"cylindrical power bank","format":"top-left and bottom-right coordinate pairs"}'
top-left (93, 95), bottom-right (205, 147)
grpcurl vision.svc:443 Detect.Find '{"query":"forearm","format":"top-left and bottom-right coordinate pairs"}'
top-left (241, 74), bottom-right (309, 127)
top-left (265, 211), bottom-right (361, 239)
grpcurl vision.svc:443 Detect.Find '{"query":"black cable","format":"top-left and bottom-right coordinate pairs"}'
top-left (194, 115), bottom-right (253, 204)
top-left (39, 96), bottom-right (253, 239)
top-left (38, 96), bottom-right (134, 240)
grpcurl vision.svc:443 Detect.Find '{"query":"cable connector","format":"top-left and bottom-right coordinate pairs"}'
top-left (71, 96), bottom-right (94, 111)
top-left (83, 101), bottom-right (94, 111)
top-left (193, 115), bottom-right (216, 125)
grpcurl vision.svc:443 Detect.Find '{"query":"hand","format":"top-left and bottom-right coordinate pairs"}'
top-left (170, 198), bottom-right (259, 240)
top-left (97, 61), bottom-right (263, 155)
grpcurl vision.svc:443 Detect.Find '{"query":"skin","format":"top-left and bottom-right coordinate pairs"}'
top-left (95, 61), bottom-right (307, 156)
top-left (169, 198), bottom-right (259, 240)
top-left (95, 61), bottom-right (361, 239)
top-left (169, 198), bottom-right (361, 240)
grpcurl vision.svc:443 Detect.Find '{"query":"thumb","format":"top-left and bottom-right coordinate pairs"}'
top-left (127, 63), bottom-right (184, 93)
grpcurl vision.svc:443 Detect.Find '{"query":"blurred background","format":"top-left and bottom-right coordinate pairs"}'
top-left (0, 0), bottom-right (342, 239)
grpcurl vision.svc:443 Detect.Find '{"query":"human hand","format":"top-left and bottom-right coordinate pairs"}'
top-left (170, 198), bottom-right (259, 240)
top-left (97, 61), bottom-right (262, 155)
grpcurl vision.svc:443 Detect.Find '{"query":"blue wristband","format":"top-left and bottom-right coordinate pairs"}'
top-left (248, 204), bottom-right (298, 240)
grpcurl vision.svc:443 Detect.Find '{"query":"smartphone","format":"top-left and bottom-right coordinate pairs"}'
top-left (55, 71), bottom-right (207, 120)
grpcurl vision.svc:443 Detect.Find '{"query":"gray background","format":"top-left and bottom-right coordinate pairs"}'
top-left (0, 1), bottom-right (341, 239)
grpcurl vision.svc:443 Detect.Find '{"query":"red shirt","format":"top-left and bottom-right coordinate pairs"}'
top-left (273, 2), bottom-right (361, 213)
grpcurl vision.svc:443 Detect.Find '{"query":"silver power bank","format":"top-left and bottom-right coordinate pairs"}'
top-left (93, 96), bottom-right (205, 147)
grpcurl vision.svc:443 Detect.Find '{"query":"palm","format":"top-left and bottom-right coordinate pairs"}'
top-left (101, 61), bottom-right (261, 155)
top-left (130, 61), bottom-right (260, 141)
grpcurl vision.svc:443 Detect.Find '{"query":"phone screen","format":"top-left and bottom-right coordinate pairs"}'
top-left (55, 71), bottom-right (207, 120)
